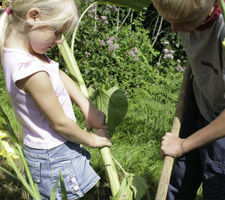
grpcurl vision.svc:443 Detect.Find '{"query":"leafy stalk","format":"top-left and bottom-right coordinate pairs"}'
top-left (15, 144), bottom-right (41, 198)
top-left (58, 37), bottom-right (120, 197)
top-left (50, 178), bottom-right (60, 200)
top-left (5, 150), bottom-right (41, 200)
top-left (99, 147), bottom-right (120, 196)
top-left (59, 170), bottom-right (69, 200)
top-left (58, 36), bottom-right (89, 98)
top-left (0, 166), bottom-right (17, 179)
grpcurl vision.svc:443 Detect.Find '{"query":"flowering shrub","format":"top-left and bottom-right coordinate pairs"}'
top-left (156, 40), bottom-right (185, 74)
top-left (72, 2), bottom-right (161, 96)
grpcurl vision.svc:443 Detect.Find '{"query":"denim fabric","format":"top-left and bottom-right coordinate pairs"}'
top-left (23, 141), bottom-right (100, 200)
top-left (167, 79), bottom-right (225, 200)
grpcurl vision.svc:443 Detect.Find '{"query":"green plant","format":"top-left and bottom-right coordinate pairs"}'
top-left (73, 4), bottom-right (158, 96)
top-left (58, 1), bottom-right (156, 198)
top-left (0, 105), bottom-right (42, 200)
top-left (0, 0), bottom-right (187, 199)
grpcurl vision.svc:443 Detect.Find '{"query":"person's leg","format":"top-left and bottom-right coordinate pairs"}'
top-left (167, 80), bottom-right (202, 200)
top-left (200, 132), bottom-right (225, 199)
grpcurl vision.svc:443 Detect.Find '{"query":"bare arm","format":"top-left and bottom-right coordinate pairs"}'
top-left (161, 110), bottom-right (225, 157)
top-left (59, 70), bottom-right (106, 131)
top-left (17, 71), bottom-right (111, 148)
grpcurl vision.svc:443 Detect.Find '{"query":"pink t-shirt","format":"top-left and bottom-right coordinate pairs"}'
top-left (3, 48), bottom-right (76, 149)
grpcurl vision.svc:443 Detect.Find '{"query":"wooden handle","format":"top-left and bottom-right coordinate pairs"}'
top-left (155, 65), bottom-right (192, 200)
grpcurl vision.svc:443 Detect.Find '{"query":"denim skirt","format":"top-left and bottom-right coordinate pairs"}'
top-left (23, 141), bottom-right (100, 200)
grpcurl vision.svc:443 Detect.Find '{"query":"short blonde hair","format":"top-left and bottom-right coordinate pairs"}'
top-left (0, 0), bottom-right (79, 62)
top-left (152, 0), bottom-right (215, 21)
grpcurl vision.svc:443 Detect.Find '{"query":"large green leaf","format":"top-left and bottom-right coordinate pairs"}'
top-left (111, 175), bottom-right (133, 200)
top-left (95, 0), bottom-right (151, 10)
top-left (131, 175), bottom-right (149, 200)
top-left (111, 173), bottom-right (148, 200)
top-left (90, 87), bottom-right (128, 136)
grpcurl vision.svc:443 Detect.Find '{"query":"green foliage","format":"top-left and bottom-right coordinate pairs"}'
top-left (96, 0), bottom-right (151, 11)
top-left (117, 72), bottom-right (182, 143)
top-left (73, 2), bottom-right (159, 95)
top-left (0, 1), bottom-right (188, 199)
top-left (89, 86), bottom-right (128, 135)
top-left (111, 173), bottom-right (148, 200)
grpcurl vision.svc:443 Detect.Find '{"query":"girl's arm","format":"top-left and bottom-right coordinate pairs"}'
top-left (161, 110), bottom-right (225, 158)
top-left (18, 71), bottom-right (111, 148)
top-left (59, 70), bottom-right (106, 131)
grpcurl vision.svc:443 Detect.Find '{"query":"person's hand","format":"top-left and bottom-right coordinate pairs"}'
top-left (161, 132), bottom-right (184, 158)
top-left (85, 104), bottom-right (106, 131)
top-left (89, 125), bottom-right (112, 148)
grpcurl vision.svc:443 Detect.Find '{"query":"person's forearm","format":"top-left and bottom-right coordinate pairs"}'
top-left (52, 116), bottom-right (94, 147)
top-left (182, 110), bottom-right (225, 154)
top-left (59, 70), bottom-right (90, 118)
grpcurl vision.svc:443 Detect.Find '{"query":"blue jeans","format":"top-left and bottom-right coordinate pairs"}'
top-left (167, 80), bottom-right (225, 199)
top-left (23, 141), bottom-right (100, 200)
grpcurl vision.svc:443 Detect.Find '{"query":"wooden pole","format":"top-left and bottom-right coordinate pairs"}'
top-left (155, 65), bottom-right (192, 200)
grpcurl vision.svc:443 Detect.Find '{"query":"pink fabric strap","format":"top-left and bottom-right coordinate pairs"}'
top-left (5, 7), bottom-right (12, 15)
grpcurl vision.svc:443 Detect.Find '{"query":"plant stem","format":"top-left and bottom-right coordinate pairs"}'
top-left (58, 36), bottom-right (120, 197)
top-left (100, 147), bottom-right (120, 196)
top-left (6, 152), bottom-right (41, 200)
top-left (58, 36), bottom-right (89, 98)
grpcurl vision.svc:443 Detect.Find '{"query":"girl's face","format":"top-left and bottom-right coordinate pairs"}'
top-left (27, 25), bottom-right (63, 55)
top-left (26, 8), bottom-right (64, 55)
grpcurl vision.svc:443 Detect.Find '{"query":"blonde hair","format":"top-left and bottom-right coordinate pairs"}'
top-left (152, 0), bottom-right (215, 21)
top-left (0, 0), bottom-right (80, 63)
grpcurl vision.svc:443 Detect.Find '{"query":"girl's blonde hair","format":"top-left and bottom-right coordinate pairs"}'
top-left (152, 0), bottom-right (215, 21)
top-left (0, 0), bottom-right (80, 62)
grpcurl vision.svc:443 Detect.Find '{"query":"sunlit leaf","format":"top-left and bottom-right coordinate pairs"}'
top-left (92, 87), bottom-right (128, 136)
top-left (0, 131), bottom-right (8, 139)
top-left (59, 170), bottom-right (68, 200)
top-left (5, 149), bottom-right (40, 199)
top-left (15, 143), bottom-right (37, 194)
top-left (50, 178), bottom-right (60, 200)
top-left (0, 141), bottom-right (19, 161)
top-left (111, 173), bottom-right (148, 200)
top-left (131, 175), bottom-right (148, 200)
top-left (111, 175), bottom-right (133, 200)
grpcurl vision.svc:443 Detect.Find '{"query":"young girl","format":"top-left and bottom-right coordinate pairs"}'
top-left (0, 0), bottom-right (112, 199)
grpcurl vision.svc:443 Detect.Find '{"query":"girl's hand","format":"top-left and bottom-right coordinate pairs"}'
top-left (161, 132), bottom-right (184, 158)
top-left (85, 104), bottom-right (106, 131)
top-left (90, 125), bottom-right (112, 148)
